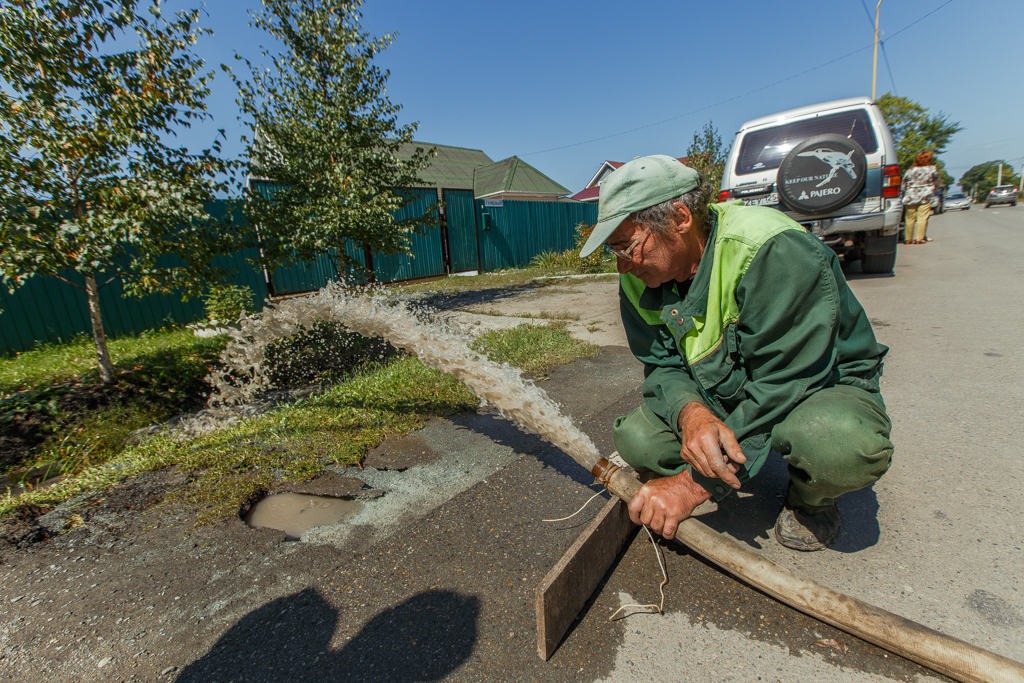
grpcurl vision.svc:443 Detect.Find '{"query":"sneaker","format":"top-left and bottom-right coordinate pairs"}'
top-left (773, 503), bottom-right (841, 551)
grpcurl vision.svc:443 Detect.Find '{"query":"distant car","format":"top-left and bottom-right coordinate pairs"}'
top-left (944, 191), bottom-right (971, 211)
top-left (986, 185), bottom-right (1018, 208)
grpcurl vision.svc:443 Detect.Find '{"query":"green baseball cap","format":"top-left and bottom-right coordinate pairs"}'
top-left (579, 155), bottom-right (700, 258)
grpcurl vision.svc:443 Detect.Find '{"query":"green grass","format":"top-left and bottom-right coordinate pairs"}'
top-left (529, 250), bottom-right (581, 271)
top-left (0, 327), bottom-right (216, 397)
top-left (1, 320), bottom-right (600, 523)
top-left (1, 356), bottom-right (477, 523)
top-left (0, 328), bottom-right (229, 476)
top-left (470, 322), bottom-right (600, 378)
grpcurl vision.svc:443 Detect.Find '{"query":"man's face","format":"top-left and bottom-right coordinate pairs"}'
top-left (607, 208), bottom-right (697, 287)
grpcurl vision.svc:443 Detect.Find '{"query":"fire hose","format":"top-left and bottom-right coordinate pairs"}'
top-left (587, 457), bottom-right (1024, 683)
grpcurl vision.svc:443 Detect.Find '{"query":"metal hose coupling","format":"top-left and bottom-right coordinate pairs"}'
top-left (590, 458), bottom-right (620, 488)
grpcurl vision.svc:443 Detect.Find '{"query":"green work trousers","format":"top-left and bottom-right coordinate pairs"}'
top-left (612, 384), bottom-right (894, 512)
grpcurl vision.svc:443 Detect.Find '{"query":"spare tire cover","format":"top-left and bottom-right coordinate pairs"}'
top-left (777, 134), bottom-right (867, 216)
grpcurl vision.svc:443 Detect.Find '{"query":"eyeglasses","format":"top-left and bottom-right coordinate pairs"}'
top-left (606, 227), bottom-right (651, 261)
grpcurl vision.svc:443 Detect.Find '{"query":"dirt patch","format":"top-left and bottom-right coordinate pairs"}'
top-left (0, 375), bottom-right (210, 473)
top-left (275, 472), bottom-right (376, 498)
top-left (0, 468), bottom-right (187, 552)
top-left (362, 431), bottom-right (444, 471)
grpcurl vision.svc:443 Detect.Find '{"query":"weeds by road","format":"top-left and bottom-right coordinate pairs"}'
top-left (1, 322), bottom-right (599, 525)
top-left (0, 327), bottom-right (219, 396)
top-left (470, 322), bottom-right (599, 378)
top-left (0, 356), bottom-right (476, 524)
top-left (0, 329), bottom-right (229, 475)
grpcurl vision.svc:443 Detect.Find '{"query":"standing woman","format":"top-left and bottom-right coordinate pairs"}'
top-left (901, 151), bottom-right (940, 245)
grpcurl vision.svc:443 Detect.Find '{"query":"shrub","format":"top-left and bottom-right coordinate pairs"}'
top-left (573, 222), bottom-right (606, 274)
top-left (528, 223), bottom-right (611, 274)
top-left (262, 318), bottom-right (397, 389)
top-left (529, 250), bottom-right (578, 270)
top-left (203, 285), bottom-right (254, 323)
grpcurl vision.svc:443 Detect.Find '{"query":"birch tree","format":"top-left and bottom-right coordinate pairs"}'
top-left (0, 0), bottom-right (236, 383)
top-left (234, 0), bottom-right (435, 279)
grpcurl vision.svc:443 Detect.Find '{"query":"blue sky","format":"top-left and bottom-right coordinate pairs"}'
top-left (177, 0), bottom-right (1023, 192)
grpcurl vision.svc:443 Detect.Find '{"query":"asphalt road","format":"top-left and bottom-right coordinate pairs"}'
top-left (835, 205), bottom-right (1024, 656)
top-left (1, 204), bottom-right (1021, 682)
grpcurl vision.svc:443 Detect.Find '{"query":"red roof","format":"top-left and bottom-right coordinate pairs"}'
top-left (569, 186), bottom-right (601, 202)
top-left (607, 157), bottom-right (687, 169)
top-left (572, 157), bottom-right (691, 202)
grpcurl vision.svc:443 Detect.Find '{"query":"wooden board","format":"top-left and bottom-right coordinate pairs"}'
top-left (536, 496), bottom-right (637, 660)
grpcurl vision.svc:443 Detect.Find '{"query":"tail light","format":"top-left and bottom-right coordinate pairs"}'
top-left (718, 190), bottom-right (733, 202)
top-left (882, 165), bottom-right (901, 198)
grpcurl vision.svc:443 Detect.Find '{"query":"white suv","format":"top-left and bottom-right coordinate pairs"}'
top-left (719, 97), bottom-right (903, 274)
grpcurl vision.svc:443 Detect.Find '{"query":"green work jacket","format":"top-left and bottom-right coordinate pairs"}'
top-left (620, 201), bottom-right (887, 489)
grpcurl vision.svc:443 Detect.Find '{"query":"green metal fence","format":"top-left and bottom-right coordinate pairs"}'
top-left (0, 246), bottom-right (269, 355)
top-left (264, 188), bottom-right (444, 294)
top-left (476, 200), bottom-right (598, 271)
top-left (370, 189), bottom-right (445, 283)
top-left (1, 194), bottom-right (597, 354)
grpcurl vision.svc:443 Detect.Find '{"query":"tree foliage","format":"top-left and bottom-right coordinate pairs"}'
top-left (876, 93), bottom-right (962, 186)
top-left (685, 120), bottom-right (730, 200)
top-left (0, 0), bottom-right (235, 382)
top-left (959, 161), bottom-right (1021, 200)
top-left (233, 0), bottom-right (435, 278)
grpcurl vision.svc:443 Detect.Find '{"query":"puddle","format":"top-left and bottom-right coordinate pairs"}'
top-left (244, 493), bottom-right (363, 540)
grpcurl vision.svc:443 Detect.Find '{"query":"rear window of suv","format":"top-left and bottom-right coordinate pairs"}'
top-left (736, 109), bottom-right (879, 175)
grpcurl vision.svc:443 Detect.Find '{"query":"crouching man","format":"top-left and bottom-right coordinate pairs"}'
top-left (580, 155), bottom-right (894, 551)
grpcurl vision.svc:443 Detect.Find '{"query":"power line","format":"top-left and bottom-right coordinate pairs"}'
top-left (880, 43), bottom-right (898, 96)
top-left (885, 0), bottom-right (955, 41)
top-left (859, 0), bottom-right (898, 95)
top-left (523, 0), bottom-right (954, 157)
top-left (524, 42), bottom-right (868, 156)
top-left (944, 135), bottom-right (1024, 153)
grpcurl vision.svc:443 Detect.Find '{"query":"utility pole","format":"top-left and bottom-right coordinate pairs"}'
top-left (997, 163), bottom-right (1003, 186)
top-left (872, 0), bottom-right (884, 100)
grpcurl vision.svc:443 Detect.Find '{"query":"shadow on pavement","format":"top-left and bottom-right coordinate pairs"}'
top-left (421, 280), bottom-right (574, 311)
top-left (693, 453), bottom-right (883, 553)
top-left (448, 411), bottom-right (599, 489)
top-left (178, 588), bottom-right (480, 682)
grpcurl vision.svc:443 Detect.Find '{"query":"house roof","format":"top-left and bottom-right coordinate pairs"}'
top-left (569, 186), bottom-right (601, 202)
top-left (394, 141), bottom-right (493, 190)
top-left (576, 156), bottom-right (692, 199)
top-left (472, 156), bottom-right (570, 198)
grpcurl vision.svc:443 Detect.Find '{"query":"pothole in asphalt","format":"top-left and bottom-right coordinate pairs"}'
top-left (244, 492), bottom-right (363, 541)
top-left (362, 432), bottom-right (443, 471)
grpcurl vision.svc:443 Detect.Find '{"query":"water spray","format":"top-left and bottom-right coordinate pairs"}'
top-left (215, 283), bottom-right (1024, 683)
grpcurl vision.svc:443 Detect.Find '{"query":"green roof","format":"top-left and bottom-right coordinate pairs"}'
top-left (394, 141), bottom-right (493, 190)
top-left (472, 157), bottom-right (570, 198)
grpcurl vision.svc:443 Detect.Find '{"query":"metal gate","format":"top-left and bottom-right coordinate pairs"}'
top-left (443, 189), bottom-right (480, 273)
top-left (475, 200), bottom-right (599, 271)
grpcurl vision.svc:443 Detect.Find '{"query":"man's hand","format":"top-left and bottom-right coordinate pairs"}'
top-left (628, 469), bottom-right (711, 540)
top-left (678, 401), bottom-right (747, 489)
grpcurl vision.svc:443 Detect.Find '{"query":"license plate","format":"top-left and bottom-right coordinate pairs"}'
top-left (742, 192), bottom-right (778, 206)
